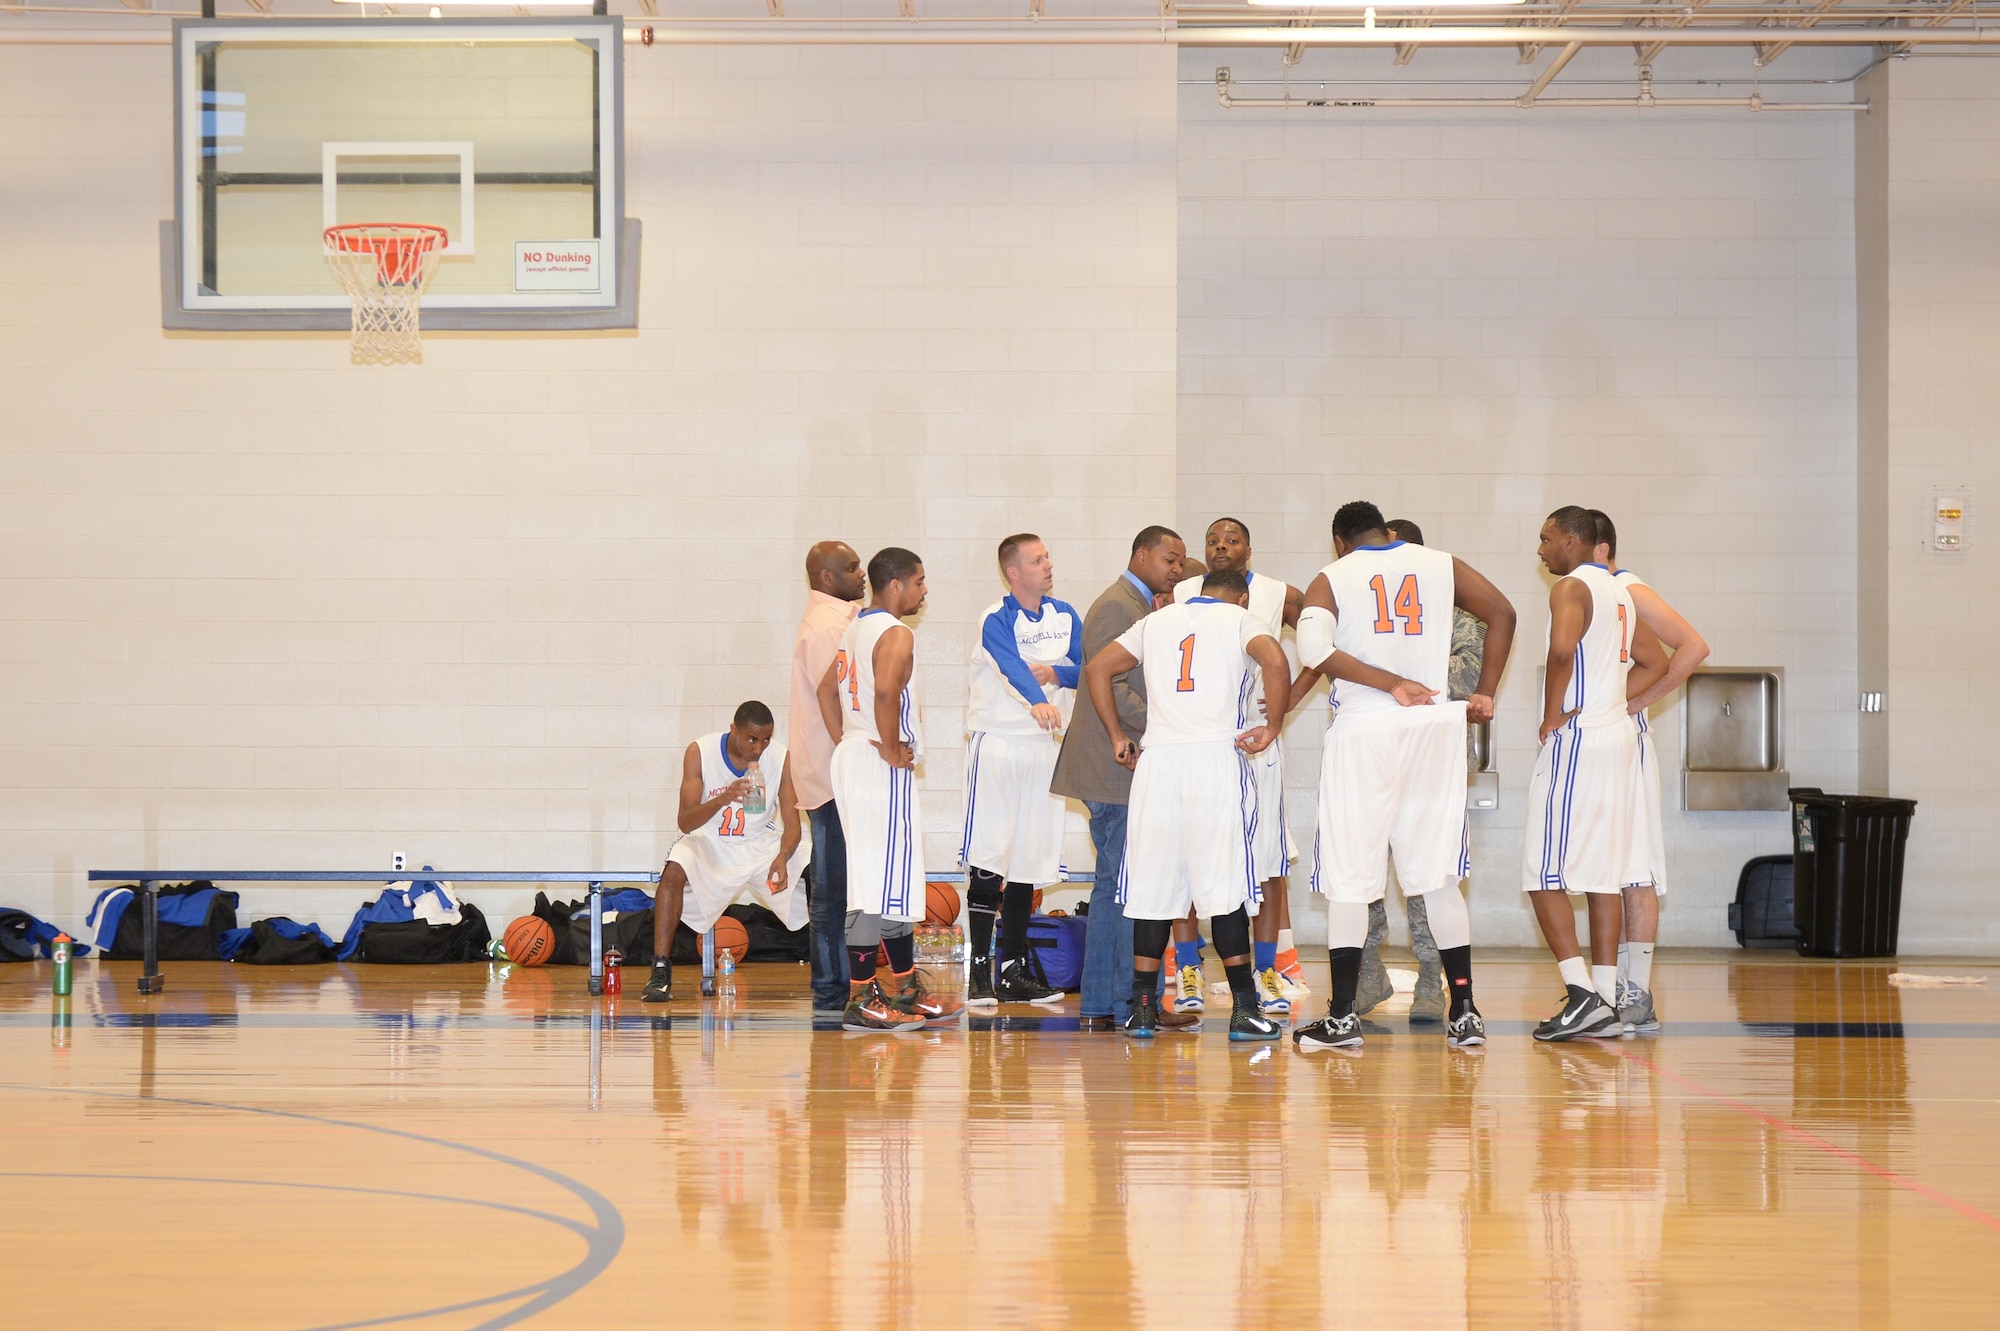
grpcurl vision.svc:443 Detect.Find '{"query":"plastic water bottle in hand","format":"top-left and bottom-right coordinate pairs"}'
top-left (742, 761), bottom-right (767, 816)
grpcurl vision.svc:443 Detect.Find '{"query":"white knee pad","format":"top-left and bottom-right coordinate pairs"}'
top-left (1417, 884), bottom-right (1471, 951)
top-left (1328, 899), bottom-right (1369, 950)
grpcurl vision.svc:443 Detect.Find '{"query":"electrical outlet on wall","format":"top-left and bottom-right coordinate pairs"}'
top-left (392, 852), bottom-right (407, 872)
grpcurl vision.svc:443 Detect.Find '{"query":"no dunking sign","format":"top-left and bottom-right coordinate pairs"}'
top-left (514, 241), bottom-right (601, 293)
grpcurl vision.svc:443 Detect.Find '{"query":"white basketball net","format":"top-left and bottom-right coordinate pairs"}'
top-left (323, 224), bottom-right (448, 366)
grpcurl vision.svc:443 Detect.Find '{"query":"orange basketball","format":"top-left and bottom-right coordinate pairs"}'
top-left (925, 881), bottom-right (961, 926)
top-left (1033, 887), bottom-right (1044, 913)
top-left (503, 915), bottom-right (555, 967)
top-left (715, 916), bottom-right (750, 964)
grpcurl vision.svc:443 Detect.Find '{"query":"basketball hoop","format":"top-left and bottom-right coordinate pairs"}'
top-left (322, 223), bottom-right (449, 366)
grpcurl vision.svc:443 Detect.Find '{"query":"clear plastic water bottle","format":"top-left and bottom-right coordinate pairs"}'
top-left (719, 946), bottom-right (736, 978)
top-left (742, 761), bottom-right (766, 816)
top-left (951, 925), bottom-right (966, 964)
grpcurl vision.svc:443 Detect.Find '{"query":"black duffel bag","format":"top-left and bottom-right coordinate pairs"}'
top-left (667, 904), bottom-right (809, 965)
top-left (107, 882), bottom-right (239, 962)
top-left (353, 902), bottom-right (491, 964)
top-left (233, 918), bottom-right (339, 966)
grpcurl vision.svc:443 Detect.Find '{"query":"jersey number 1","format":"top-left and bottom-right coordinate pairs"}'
top-left (1175, 635), bottom-right (1196, 693)
top-left (1369, 574), bottom-right (1424, 636)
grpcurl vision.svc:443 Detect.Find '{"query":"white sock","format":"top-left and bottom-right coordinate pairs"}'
top-left (1277, 928), bottom-right (1295, 952)
top-left (1627, 942), bottom-right (1655, 991)
top-left (1592, 965), bottom-right (1619, 1007)
top-left (1617, 941), bottom-right (1631, 984)
top-left (1558, 956), bottom-right (1590, 992)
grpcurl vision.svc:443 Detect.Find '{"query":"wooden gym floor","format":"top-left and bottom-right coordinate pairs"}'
top-left (4, 949), bottom-right (1998, 1330)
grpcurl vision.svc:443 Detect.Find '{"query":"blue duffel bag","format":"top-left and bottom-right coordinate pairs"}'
top-left (995, 913), bottom-right (1087, 991)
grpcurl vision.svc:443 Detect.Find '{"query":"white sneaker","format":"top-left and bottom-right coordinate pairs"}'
top-left (1257, 967), bottom-right (1292, 1016)
top-left (1177, 964), bottom-right (1206, 1014)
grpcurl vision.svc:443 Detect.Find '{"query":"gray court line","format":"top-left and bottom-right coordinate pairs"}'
top-left (0, 1084), bottom-right (624, 1331)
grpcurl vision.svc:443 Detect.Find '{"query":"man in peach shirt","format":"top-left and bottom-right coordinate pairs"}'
top-left (790, 541), bottom-right (866, 1013)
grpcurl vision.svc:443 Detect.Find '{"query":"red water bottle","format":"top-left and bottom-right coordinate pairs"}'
top-left (603, 948), bottom-right (623, 995)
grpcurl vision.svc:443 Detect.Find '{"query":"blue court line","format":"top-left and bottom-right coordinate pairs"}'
top-left (0, 1084), bottom-right (624, 1330)
top-left (7, 1013), bottom-right (1999, 1038)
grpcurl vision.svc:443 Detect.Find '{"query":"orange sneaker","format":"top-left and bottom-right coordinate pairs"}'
top-left (892, 969), bottom-right (965, 1025)
top-left (843, 980), bottom-right (925, 1032)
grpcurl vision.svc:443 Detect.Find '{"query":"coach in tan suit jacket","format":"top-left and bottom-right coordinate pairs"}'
top-left (1052, 525), bottom-right (1187, 1026)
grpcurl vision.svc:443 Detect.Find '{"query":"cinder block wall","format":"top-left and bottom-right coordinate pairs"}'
top-left (0, 42), bottom-right (1178, 935)
top-left (1176, 48), bottom-right (1859, 947)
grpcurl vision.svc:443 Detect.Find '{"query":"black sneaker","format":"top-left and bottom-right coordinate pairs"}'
top-left (1533, 985), bottom-right (1621, 1042)
top-left (965, 955), bottom-right (997, 1009)
top-left (1123, 991), bottom-right (1159, 1040)
top-left (1446, 1005), bottom-right (1486, 1048)
top-left (639, 965), bottom-right (673, 1004)
top-left (994, 957), bottom-right (1063, 1007)
top-left (1228, 995), bottom-right (1281, 1043)
top-left (1294, 1010), bottom-right (1364, 1049)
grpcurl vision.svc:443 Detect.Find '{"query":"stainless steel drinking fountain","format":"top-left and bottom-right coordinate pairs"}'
top-left (1468, 718), bottom-right (1498, 811)
top-left (1682, 667), bottom-right (1790, 811)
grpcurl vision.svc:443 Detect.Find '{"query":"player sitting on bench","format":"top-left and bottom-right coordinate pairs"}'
top-left (644, 701), bottom-right (809, 1003)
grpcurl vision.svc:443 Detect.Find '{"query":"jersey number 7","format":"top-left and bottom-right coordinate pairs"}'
top-left (1368, 574), bottom-right (1424, 636)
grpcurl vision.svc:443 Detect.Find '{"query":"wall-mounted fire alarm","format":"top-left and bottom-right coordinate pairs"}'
top-left (1931, 488), bottom-right (1969, 552)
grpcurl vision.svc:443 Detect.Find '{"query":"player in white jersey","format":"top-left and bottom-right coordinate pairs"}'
top-left (1083, 567), bottom-right (1293, 1042)
top-left (1588, 510), bottom-right (1709, 1035)
top-left (642, 700), bottom-right (810, 1004)
top-left (816, 547), bottom-right (963, 1033)
top-left (1524, 507), bottom-right (1669, 1042)
top-left (1167, 517), bottom-right (1312, 1016)
top-left (961, 532), bottom-right (1080, 1010)
top-left (1290, 501), bottom-right (1519, 1051)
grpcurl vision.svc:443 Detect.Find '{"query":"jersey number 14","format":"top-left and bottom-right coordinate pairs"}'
top-left (1368, 574), bottom-right (1424, 636)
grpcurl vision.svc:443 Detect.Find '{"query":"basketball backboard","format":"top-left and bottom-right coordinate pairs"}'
top-left (167, 17), bottom-right (632, 331)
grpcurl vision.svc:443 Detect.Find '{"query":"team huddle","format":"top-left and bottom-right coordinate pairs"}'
top-left (636, 503), bottom-right (1709, 1048)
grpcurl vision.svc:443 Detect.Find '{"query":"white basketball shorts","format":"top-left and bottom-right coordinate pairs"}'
top-left (1309, 701), bottom-right (1470, 905)
top-left (959, 730), bottom-right (1065, 884)
top-left (667, 832), bottom-right (811, 935)
top-left (1637, 714), bottom-right (1666, 896)
top-left (1244, 738), bottom-right (1295, 882)
top-left (1118, 741), bottom-right (1257, 921)
top-left (830, 735), bottom-right (926, 922)
top-left (1521, 720), bottom-right (1654, 896)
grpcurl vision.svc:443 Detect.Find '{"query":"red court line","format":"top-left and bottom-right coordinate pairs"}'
top-left (1615, 1046), bottom-right (2000, 1236)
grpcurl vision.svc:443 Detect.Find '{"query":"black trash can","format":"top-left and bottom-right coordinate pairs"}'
top-left (1788, 787), bottom-right (1918, 958)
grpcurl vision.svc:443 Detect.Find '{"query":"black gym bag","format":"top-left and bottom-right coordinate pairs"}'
top-left (352, 902), bottom-right (492, 964)
top-left (105, 882), bottom-right (240, 962)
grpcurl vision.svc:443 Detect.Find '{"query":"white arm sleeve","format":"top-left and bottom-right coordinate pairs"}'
top-left (1296, 605), bottom-right (1336, 669)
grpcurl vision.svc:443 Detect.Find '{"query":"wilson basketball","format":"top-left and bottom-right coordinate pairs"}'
top-left (926, 881), bottom-right (961, 926)
top-left (715, 915), bottom-right (750, 964)
top-left (503, 915), bottom-right (555, 967)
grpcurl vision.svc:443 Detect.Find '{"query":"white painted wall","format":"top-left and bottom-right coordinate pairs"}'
top-left (1858, 55), bottom-right (2000, 953)
top-left (0, 42), bottom-right (1178, 938)
top-left (1177, 47), bottom-right (1859, 947)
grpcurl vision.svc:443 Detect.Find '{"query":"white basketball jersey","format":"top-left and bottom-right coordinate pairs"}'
top-left (835, 609), bottom-right (924, 758)
top-left (1175, 571), bottom-right (1288, 715)
top-left (1554, 563), bottom-right (1636, 729)
top-left (1113, 598), bottom-right (1275, 746)
top-left (690, 732), bottom-right (786, 849)
top-left (1320, 541), bottom-right (1457, 716)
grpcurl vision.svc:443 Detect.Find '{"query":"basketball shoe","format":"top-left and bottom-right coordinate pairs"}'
top-left (1293, 1009), bottom-right (1363, 1050)
top-left (1124, 990), bottom-right (1160, 1040)
top-left (1617, 980), bottom-right (1661, 1035)
top-left (1229, 994), bottom-right (1282, 1043)
top-left (893, 970), bottom-right (965, 1025)
top-left (843, 980), bottom-right (927, 1033)
top-left (994, 956), bottom-right (1063, 1006)
top-left (1533, 985), bottom-right (1621, 1042)
top-left (1256, 968), bottom-right (1292, 1017)
top-left (1446, 1005), bottom-right (1486, 1048)
top-left (1176, 963), bottom-right (1207, 1014)
top-left (964, 955), bottom-right (998, 1009)
top-left (639, 963), bottom-right (672, 1004)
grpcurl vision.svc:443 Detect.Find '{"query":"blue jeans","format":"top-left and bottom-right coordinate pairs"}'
top-left (807, 802), bottom-right (850, 1010)
top-left (1080, 800), bottom-right (1143, 1022)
